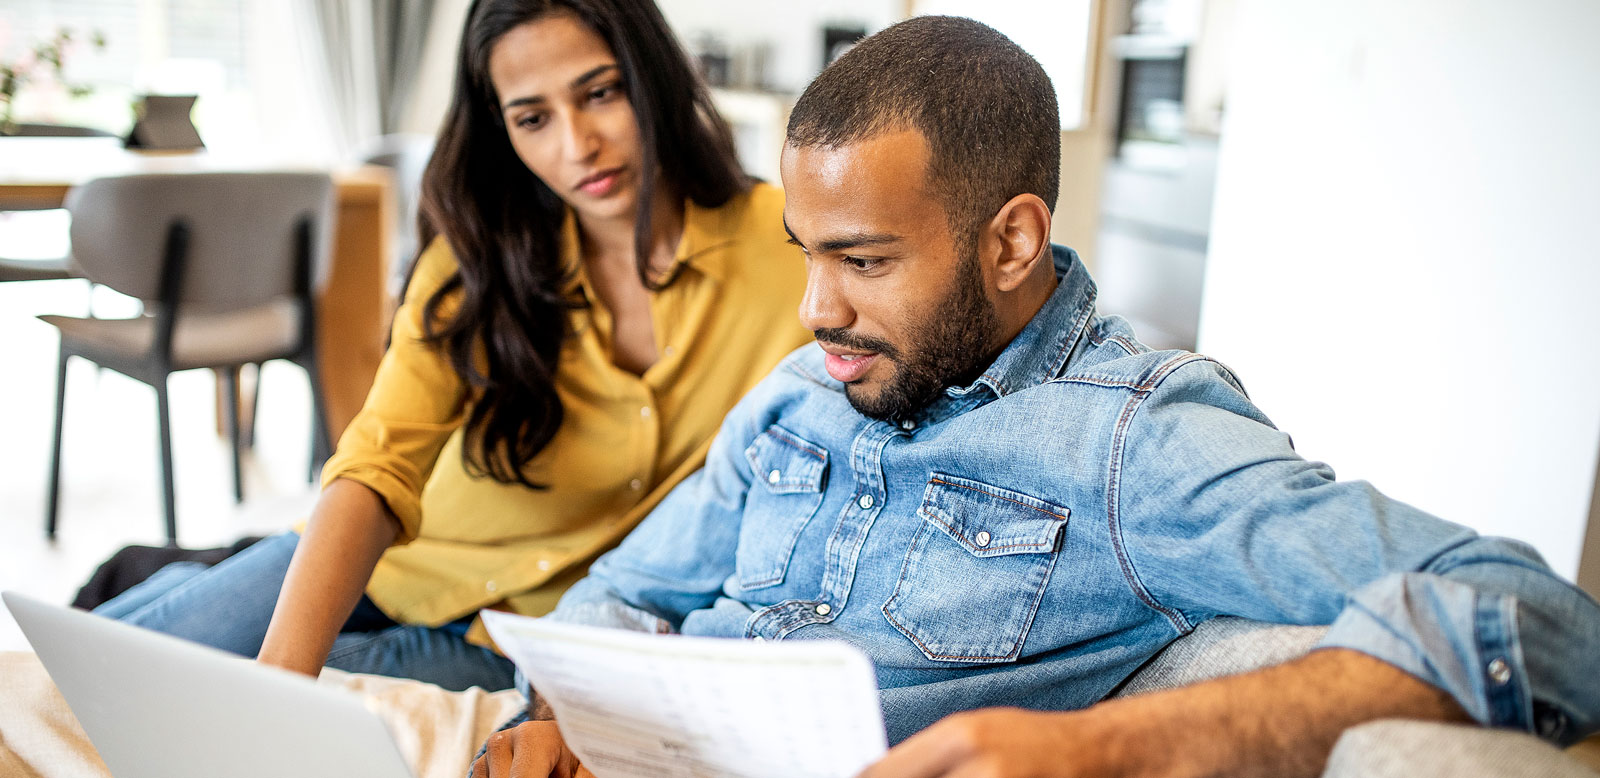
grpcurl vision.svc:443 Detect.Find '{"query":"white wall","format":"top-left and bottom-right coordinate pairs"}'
top-left (655, 0), bottom-right (901, 94)
top-left (1198, 0), bottom-right (1600, 579)
top-left (400, 0), bottom-right (903, 137)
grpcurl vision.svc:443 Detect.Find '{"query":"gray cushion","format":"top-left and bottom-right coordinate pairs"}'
top-left (1114, 617), bottom-right (1327, 698)
top-left (1326, 719), bottom-right (1598, 778)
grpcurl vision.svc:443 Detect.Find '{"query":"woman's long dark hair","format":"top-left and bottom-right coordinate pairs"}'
top-left (416, 0), bottom-right (746, 487)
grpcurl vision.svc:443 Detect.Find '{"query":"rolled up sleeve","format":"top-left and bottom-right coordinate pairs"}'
top-left (1318, 541), bottom-right (1600, 744)
top-left (320, 238), bottom-right (469, 545)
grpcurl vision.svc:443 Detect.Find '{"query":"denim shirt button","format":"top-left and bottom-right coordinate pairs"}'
top-left (899, 418), bottom-right (916, 431)
top-left (1534, 702), bottom-right (1569, 739)
top-left (752, 635), bottom-right (765, 642)
top-left (858, 494), bottom-right (875, 509)
top-left (1487, 658), bottom-right (1512, 684)
top-left (815, 603), bottom-right (832, 616)
top-left (768, 469), bottom-right (782, 484)
top-left (975, 531), bottom-right (992, 547)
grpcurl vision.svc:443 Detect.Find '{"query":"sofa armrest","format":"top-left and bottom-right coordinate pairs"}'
top-left (1325, 720), bottom-right (1599, 778)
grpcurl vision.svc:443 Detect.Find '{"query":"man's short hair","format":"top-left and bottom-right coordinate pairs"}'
top-left (786, 15), bottom-right (1061, 246)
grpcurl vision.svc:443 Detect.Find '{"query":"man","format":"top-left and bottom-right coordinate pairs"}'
top-left (473, 15), bottom-right (1600, 777)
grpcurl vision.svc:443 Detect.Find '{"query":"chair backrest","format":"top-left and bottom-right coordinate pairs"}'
top-left (64, 172), bottom-right (336, 311)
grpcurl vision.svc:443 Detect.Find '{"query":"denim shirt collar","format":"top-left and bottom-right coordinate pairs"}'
top-left (944, 244), bottom-right (1096, 405)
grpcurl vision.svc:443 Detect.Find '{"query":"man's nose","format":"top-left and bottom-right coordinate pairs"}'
top-left (798, 262), bottom-right (853, 332)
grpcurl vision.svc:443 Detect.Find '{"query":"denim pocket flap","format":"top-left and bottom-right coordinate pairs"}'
top-left (918, 473), bottom-right (1069, 557)
top-left (745, 426), bottom-right (827, 494)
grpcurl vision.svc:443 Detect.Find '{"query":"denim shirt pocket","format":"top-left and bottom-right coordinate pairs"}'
top-left (737, 425), bottom-right (829, 590)
top-left (882, 472), bottom-right (1069, 663)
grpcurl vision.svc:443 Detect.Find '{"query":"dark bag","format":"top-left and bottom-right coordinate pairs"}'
top-left (71, 536), bottom-right (264, 610)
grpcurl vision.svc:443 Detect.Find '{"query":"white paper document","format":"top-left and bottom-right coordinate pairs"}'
top-left (481, 611), bottom-right (889, 778)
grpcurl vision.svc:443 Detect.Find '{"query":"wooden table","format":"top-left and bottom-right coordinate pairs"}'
top-left (0, 137), bottom-right (395, 440)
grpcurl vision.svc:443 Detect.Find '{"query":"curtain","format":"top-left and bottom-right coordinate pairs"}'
top-left (372, 0), bottom-right (437, 133)
top-left (295, 0), bottom-right (437, 157)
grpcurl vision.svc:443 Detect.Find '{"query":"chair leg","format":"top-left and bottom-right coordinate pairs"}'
top-left (156, 378), bottom-right (179, 546)
top-left (222, 367), bottom-right (244, 504)
top-left (44, 351), bottom-right (70, 540)
top-left (304, 359), bottom-right (331, 484)
top-left (245, 362), bottom-right (262, 448)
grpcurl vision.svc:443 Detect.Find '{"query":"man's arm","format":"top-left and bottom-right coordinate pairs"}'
top-left (542, 368), bottom-right (785, 632)
top-left (860, 647), bottom-right (1469, 778)
top-left (1112, 358), bottom-right (1600, 742)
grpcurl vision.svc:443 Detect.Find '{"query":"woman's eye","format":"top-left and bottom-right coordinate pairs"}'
top-left (516, 113), bottom-right (547, 130)
top-left (589, 83), bottom-right (622, 102)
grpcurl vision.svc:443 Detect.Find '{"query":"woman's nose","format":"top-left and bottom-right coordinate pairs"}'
top-left (559, 111), bottom-right (600, 162)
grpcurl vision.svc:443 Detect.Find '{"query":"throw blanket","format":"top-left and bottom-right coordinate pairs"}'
top-left (0, 651), bottom-right (524, 778)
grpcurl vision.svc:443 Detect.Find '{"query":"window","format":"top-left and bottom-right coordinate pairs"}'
top-left (3, 0), bottom-right (258, 148)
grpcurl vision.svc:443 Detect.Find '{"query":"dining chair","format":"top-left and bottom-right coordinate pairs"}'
top-left (39, 172), bottom-right (336, 544)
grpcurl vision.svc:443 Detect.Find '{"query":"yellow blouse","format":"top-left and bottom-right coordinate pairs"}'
top-left (320, 183), bottom-right (810, 645)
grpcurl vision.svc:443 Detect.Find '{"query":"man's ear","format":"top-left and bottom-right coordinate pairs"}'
top-left (982, 193), bottom-right (1052, 293)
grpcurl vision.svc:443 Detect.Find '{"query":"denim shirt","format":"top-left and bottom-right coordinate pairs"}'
top-left (551, 245), bottom-right (1600, 745)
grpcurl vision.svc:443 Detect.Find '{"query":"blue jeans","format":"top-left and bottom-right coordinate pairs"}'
top-left (93, 531), bottom-right (516, 692)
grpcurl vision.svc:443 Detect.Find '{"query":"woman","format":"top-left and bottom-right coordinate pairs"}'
top-left (94, 0), bottom-right (810, 692)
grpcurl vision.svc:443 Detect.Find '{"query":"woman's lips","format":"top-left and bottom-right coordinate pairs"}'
top-left (576, 168), bottom-right (623, 197)
top-left (824, 352), bottom-right (879, 383)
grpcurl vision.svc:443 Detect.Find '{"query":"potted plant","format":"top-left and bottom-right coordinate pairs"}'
top-left (0, 28), bottom-right (107, 135)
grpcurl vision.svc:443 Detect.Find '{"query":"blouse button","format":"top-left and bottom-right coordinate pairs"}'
top-left (629, 478), bottom-right (643, 491)
top-left (485, 580), bottom-right (498, 593)
top-left (640, 406), bottom-right (652, 419)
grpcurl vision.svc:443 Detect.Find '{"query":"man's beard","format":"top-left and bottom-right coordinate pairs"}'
top-left (816, 246), bottom-right (1000, 422)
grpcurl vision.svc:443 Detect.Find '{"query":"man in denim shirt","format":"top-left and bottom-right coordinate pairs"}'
top-left (472, 15), bottom-right (1600, 778)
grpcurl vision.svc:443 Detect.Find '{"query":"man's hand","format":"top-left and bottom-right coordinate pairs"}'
top-left (469, 721), bottom-right (593, 778)
top-left (856, 648), bottom-right (1471, 778)
top-left (858, 708), bottom-right (1098, 778)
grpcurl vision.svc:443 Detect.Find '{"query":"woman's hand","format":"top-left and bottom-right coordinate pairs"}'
top-left (470, 721), bottom-right (593, 778)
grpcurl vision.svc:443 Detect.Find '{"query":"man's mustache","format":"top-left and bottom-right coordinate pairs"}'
top-left (813, 328), bottom-right (899, 360)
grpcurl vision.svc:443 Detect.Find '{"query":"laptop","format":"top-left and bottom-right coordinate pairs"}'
top-left (3, 591), bottom-right (415, 778)
top-left (124, 94), bottom-right (205, 150)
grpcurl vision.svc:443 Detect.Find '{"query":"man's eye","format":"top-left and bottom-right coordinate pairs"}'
top-left (843, 256), bottom-right (880, 271)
